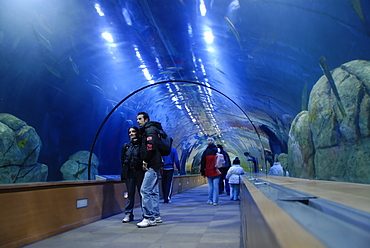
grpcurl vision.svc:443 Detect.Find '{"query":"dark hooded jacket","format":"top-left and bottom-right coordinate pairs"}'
top-left (139, 121), bottom-right (164, 171)
top-left (120, 138), bottom-right (143, 180)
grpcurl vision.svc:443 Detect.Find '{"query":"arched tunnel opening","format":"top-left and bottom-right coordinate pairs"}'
top-left (259, 124), bottom-right (287, 155)
top-left (88, 80), bottom-right (267, 180)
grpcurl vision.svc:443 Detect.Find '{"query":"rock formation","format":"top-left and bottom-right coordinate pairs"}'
top-left (0, 113), bottom-right (48, 183)
top-left (288, 60), bottom-right (370, 183)
top-left (60, 150), bottom-right (99, 180)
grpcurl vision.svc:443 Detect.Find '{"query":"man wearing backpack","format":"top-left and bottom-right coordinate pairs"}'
top-left (136, 112), bottom-right (164, 228)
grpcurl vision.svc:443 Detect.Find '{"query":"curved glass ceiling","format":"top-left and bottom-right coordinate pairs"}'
top-left (0, 0), bottom-right (369, 182)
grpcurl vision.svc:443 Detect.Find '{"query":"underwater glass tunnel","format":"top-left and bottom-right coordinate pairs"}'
top-left (0, 0), bottom-right (369, 184)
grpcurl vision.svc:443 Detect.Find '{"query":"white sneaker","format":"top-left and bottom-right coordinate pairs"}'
top-left (207, 200), bottom-right (213, 205)
top-left (155, 216), bottom-right (162, 223)
top-left (137, 218), bottom-right (157, 228)
top-left (122, 215), bottom-right (133, 223)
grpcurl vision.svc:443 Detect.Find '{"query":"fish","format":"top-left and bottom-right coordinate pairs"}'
top-left (164, 91), bottom-right (179, 96)
top-left (224, 17), bottom-right (242, 50)
top-left (69, 56), bottom-right (79, 75)
top-left (32, 26), bottom-right (52, 51)
top-left (211, 78), bottom-right (224, 85)
top-left (319, 56), bottom-right (346, 117)
top-left (183, 83), bottom-right (203, 87)
top-left (349, 0), bottom-right (370, 36)
top-left (301, 82), bottom-right (308, 111)
top-left (350, 0), bottom-right (365, 22)
top-left (88, 83), bottom-right (105, 95)
top-left (156, 98), bottom-right (168, 102)
top-left (106, 99), bottom-right (118, 107)
top-left (216, 68), bottom-right (226, 75)
top-left (69, 35), bottom-right (78, 52)
top-left (89, 73), bottom-right (104, 86)
top-left (34, 10), bottom-right (53, 34)
top-left (73, 167), bottom-right (87, 178)
top-left (159, 70), bottom-right (175, 74)
top-left (17, 138), bottom-right (28, 148)
top-left (166, 66), bottom-right (185, 71)
top-left (43, 63), bottom-right (62, 78)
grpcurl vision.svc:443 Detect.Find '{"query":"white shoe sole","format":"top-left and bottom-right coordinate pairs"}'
top-left (137, 221), bottom-right (157, 228)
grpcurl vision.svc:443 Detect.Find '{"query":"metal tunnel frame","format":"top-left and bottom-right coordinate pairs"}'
top-left (88, 80), bottom-right (266, 180)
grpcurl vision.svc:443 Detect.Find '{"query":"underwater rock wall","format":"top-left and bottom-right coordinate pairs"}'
top-left (278, 153), bottom-right (289, 174)
top-left (288, 60), bottom-right (370, 183)
top-left (60, 150), bottom-right (99, 180)
top-left (288, 111), bottom-right (315, 178)
top-left (0, 113), bottom-right (48, 183)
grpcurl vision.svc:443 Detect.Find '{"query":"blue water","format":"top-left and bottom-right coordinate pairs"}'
top-left (0, 0), bottom-right (369, 182)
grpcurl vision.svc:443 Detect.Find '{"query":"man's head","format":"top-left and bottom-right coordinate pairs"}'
top-left (137, 112), bottom-right (149, 127)
top-left (207, 137), bottom-right (215, 145)
top-left (217, 144), bottom-right (223, 150)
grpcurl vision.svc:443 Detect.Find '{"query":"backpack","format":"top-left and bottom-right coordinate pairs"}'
top-left (215, 148), bottom-right (226, 168)
top-left (155, 128), bottom-right (172, 156)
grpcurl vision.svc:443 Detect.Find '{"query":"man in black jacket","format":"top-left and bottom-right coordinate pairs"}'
top-left (217, 144), bottom-right (231, 195)
top-left (136, 112), bottom-right (164, 228)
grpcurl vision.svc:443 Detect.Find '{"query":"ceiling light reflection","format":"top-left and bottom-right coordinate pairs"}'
top-left (122, 8), bottom-right (132, 25)
top-left (199, 0), bottom-right (206, 16)
top-left (133, 46), bottom-right (154, 83)
top-left (94, 3), bottom-right (105, 16)
top-left (102, 32), bottom-right (114, 42)
top-left (204, 31), bottom-right (214, 43)
top-left (142, 67), bottom-right (153, 83)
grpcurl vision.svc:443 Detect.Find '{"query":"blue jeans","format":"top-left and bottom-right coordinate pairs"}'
top-left (207, 176), bottom-right (221, 204)
top-left (230, 184), bottom-right (240, 200)
top-left (140, 168), bottom-right (160, 220)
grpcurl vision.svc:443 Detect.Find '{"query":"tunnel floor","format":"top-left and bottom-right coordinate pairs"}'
top-left (21, 184), bottom-right (241, 248)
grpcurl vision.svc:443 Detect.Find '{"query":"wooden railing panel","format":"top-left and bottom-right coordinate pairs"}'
top-left (0, 175), bottom-right (206, 248)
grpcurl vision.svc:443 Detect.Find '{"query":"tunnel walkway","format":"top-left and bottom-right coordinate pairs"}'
top-left (21, 184), bottom-right (241, 248)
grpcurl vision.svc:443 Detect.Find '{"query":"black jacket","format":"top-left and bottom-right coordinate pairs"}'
top-left (139, 121), bottom-right (164, 171)
top-left (121, 138), bottom-right (143, 180)
top-left (219, 150), bottom-right (231, 172)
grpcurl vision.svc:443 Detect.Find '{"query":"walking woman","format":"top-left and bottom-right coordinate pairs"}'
top-left (121, 126), bottom-right (145, 222)
top-left (200, 137), bottom-right (222, 206)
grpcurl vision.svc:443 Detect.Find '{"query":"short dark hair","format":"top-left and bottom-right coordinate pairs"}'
top-left (217, 144), bottom-right (223, 150)
top-left (137, 112), bottom-right (150, 121)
